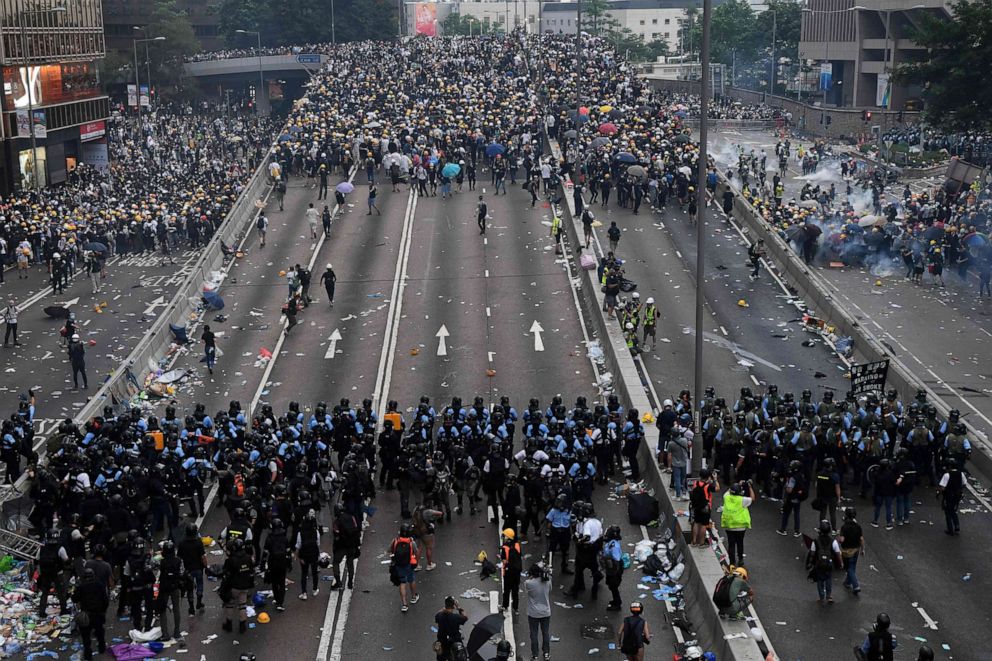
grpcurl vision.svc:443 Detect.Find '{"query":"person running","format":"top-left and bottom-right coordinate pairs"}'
top-left (320, 263), bottom-right (337, 306)
top-left (306, 202), bottom-right (320, 240)
top-left (201, 324), bottom-right (217, 376)
top-left (256, 213), bottom-right (268, 248)
top-left (617, 602), bottom-right (651, 661)
top-left (367, 183), bottom-right (381, 215)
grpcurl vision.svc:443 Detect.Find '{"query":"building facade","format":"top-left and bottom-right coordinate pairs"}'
top-left (799, 0), bottom-right (951, 110)
top-left (0, 0), bottom-right (110, 193)
top-left (103, 0), bottom-right (221, 54)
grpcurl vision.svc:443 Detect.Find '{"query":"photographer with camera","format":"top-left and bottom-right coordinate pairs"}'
top-left (720, 480), bottom-right (756, 568)
top-left (434, 595), bottom-right (468, 661)
top-left (567, 501), bottom-right (603, 599)
top-left (524, 562), bottom-right (552, 661)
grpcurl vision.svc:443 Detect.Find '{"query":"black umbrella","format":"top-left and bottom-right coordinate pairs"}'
top-left (673, 134), bottom-right (691, 144)
top-left (637, 104), bottom-right (656, 115)
top-left (804, 224), bottom-right (823, 238)
top-left (563, 129), bottom-right (578, 139)
top-left (784, 225), bottom-right (806, 243)
top-left (84, 241), bottom-right (108, 253)
top-left (466, 613), bottom-right (504, 659)
top-left (43, 305), bottom-right (71, 319)
top-left (922, 226), bottom-right (945, 242)
top-left (608, 108), bottom-right (623, 119)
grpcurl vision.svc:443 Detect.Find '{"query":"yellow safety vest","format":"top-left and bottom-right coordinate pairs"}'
top-left (720, 494), bottom-right (751, 530)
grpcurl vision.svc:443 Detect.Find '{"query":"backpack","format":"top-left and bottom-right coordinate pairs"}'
top-left (232, 473), bottom-right (246, 498)
top-left (712, 574), bottom-right (734, 609)
top-left (814, 536), bottom-right (834, 573)
top-left (793, 474), bottom-right (809, 502)
top-left (608, 225), bottom-right (621, 241)
top-left (689, 482), bottom-right (709, 511)
top-left (38, 543), bottom-right (61, 574)
top-left (256, 216), bottom-right (266, 231)
top-left (391, 538), bottom-right (412, 567)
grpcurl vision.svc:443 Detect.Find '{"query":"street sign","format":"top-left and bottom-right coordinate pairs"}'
top-left (297, 54), bottom-right (321, 64)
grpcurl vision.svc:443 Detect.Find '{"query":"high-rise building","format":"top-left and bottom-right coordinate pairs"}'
top-left (0, 0), bottom-right (110, 193)
top-left (102, 0), bottom-right (222, 54)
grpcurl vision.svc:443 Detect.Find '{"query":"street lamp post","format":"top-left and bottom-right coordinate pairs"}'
top-left (236, 29), bottom-right (264, 115)
top-left (133, 32), bottom-right (166, 129)
top-left (19, 4), bottom-right (67, 191)
top-left (331, 0), bottom-right (336, 44)
top-left (691, 0), bottom-right (712, 475)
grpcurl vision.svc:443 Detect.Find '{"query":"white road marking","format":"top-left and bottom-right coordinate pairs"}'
top-left (143, 295), bottom-right (167, 316)
top-left (436, 324), bottom-right (450, 356)
top-left (486, 306), bottom-right (491, 317)
top-left (324, 328), bottom-right (342, 359)
top-left (751, 374), bottom-right (761, 386)
top-left (917, 606), bottom-right (939, 630)
top-left (529, 320), bottom-right (545, 352)
top-left (720, 325), bottom-right (728, 336)
top-left (488, 351), bottom-right (496, 362)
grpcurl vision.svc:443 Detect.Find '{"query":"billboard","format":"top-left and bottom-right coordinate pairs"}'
top-left (876, 72), bottom-right (890, 108)
top-left (127, 84), bottom-right (137, 107)
top-left (819, 63), bottom-right (832, 91)
top-left (139, 84), bottom-right (150, 107)
top-left (81, 120), bottom-right (106, 142)
top-left (16, 109), bottom-right (46, 138)
top-left (414, 2), bottom-right (437, 36)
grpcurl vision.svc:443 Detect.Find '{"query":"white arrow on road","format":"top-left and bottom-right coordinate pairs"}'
top-left (143, 296), bottom-right (168, 316)
top-left (436, 324), bottom-right (450, 356)
top-left (529, 320), bottom-right (545, 352)
top-left (324, 328), bottom-right (342, 359)
top-left (60, 297), bottom-right (80, 307)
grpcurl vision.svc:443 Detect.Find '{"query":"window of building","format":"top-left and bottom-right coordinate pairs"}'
top-left (665, 32), bottom-right (670, 37)
top-left (639, 19), bottom-right (645, 25)
top-left (665, 18), bottom-right (671, 24)
top-left (652, 18), bottom-right (658, 24)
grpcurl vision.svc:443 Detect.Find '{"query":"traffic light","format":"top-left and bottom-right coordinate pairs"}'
top-left (862, 110), bottom-right (872, 122)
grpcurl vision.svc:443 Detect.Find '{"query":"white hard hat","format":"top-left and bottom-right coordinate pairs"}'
top-left (71, 334), bottom-right (80, 341)
top-left (53, 252), bottom-right (60, 259)
top-left (632, 292), bottom-right (640, 299)
top-left (646, 297), bottom-right (654, 305)
top-left (326, 263), bottom-right (333, 270)
top-left (663, 399), bottom-right (673, 407)
top-left (625, 323), bottom-right (634, 330)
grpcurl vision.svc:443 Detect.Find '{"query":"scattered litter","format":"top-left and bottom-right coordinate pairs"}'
top-left (460, 588), bottom-right (490, 602)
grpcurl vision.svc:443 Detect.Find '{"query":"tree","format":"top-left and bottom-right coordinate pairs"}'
top-left (893, 0), bottom-right (992, 130)
top-left (217, 0), bottom-right (397, 47)
top-left (755, 0), bottom-right (802, 93)
top-left (646, 38), bottom-right (670, 61)
top-left (583, 0), bottom-right (614, 36)
top-left (440, 14), bottom-right (496, 36)
top-left (144, 0), bottom-right (200, 96)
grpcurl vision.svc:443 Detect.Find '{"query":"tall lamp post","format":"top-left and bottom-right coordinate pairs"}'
top-left (132, 35), bottom-right (166, 129)
top-left (133, 28), bottom-right (165, 110)
top-left (801, 5), bottom-right (865, 120)
top-left (19, 4), bottom-right (67, 190)
top-left (236, 29), bottom-right (264, 115)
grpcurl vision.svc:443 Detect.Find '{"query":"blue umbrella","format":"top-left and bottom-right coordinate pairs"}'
top-left (278, 134), bottom-right (293, 142)
top-left (615, 152), bottom-right (637, 164)
top-left (963, 232), bottom-right (989, 249)
top-left (442, 163), bottom-right (461, 178)
top-left (288, 125), bottom-right (304, 133)
top-left (485, 144), bottom-right (505, 158)
top-left (843, 223), bottom-right (864, 234)
top-left (202, 291), bottom-right (224, 311)
top-left (336, 181), bottom-right (355, 194)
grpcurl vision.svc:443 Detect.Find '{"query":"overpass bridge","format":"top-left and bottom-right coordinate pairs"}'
top-left (183, 53), bottom-right (329, 113)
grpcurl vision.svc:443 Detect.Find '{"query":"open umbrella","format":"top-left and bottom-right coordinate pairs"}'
top-left (963, 232), bottom-right (989, 249)
top-left (608, 108), bottom-right (623, 119)
top-left (678, 165), bottom-right (692, 177)
top-left (615, 152), bottom-right (637, 164)
top-left (598, 122), bottom-right (618, 135)
top-left (627, 165), bottom-right (647, 178)
top-left (43, 305), bottom-right (71, 319)
top-left (784, 224), bottom-right (806, 243)
top-left (441, 162), bottom-right (461, 178)
top-left (466, 613), bottom-right (504, 659)
top-left (278, 134), bottom-right (293, 143)
top-left (485, 143), bottom-right (505, 157)
top-left (805, 223), bottom-right (823, 238)
top-left (922, 226), bottom-right (945, 242)
top-left (636, 104), bottom-right (656, 115)
top-left (365, 120), bottom-right (382, 129)
top-left (336, 182), bottom-right (355, 194)
top-left (797, 200), bottom-right (819, 210)
top-left (673, 133), bottom-right (691, 144)
top-left (563, 129), bottom-right (578, 139)
top-left (590, 136), bottom-right (611, 149)
top-left (288, 125), bottom-right (304, 134)
top-left (84, 241), bottom-right (108, 253)
top-left (857, 215), bottom-right (884, 228)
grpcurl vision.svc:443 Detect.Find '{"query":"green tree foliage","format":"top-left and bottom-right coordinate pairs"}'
top-left (893, 0), bottom-right (992, 131)
top-left (440, 14), bottom-right (498, 36)
top-left (143, 0), bottom-right (200, 95)
top-left (218, 0), bottom-right (398, 47)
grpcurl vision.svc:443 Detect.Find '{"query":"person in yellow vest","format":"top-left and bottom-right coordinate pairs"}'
top-left (720, 481), bottom-right (756, 568)
top-left (550, 214), bottom-right (562, 254)
top-left (642, 297), bottom-right (657, 351)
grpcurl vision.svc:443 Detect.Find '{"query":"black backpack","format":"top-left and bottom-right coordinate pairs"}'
top-left (38, 543), bottom-right (61, 574)
top-left (391, 538), bottom-right (412, 567)
top-left (815, 535), bottom-right (834, 572)
top-left (712, 574), bottom-right (734, 609)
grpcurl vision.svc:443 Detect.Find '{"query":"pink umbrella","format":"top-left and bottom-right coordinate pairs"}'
top-left (599, 122), bottom-right (618, 135)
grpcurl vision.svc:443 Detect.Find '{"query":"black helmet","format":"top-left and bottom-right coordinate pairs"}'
top-left (228, 538), bottom-right (244, 553)
top-left (916, 645), bottom-right (934, 661)
top-left (162, 539), bottom-right (176, 554)
top-left (875, 612), bottom-right (891, 632)
top-left (400, 522), bottom-right (414, 536)
top-left (818, 519), bottom-right (832, 535)
top-left (630, 601), bottom-right (644, 614)
top-left (186, 522), bottom-right (199, 538)
top-left (605, 525), bottom-right (622, 541)
top-left (271, 518), bottom-right (285, 532)
top-left (844, 507), bottom-right (857, 520)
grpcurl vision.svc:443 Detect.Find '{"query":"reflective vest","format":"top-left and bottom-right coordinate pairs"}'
top-left (550, 216), bottom-right (561, 236)
top-left (720, 494), bottom-right (751, 530)
top-left (644, 305), bottom-right (656, 326)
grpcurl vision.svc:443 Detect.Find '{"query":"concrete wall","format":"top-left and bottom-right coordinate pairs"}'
top-left (642, 75), bottom-right (922, 140)
top-left (184, 54), bottom-right (328, 78)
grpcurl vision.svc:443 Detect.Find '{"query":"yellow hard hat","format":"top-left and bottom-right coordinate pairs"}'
top-left (257, 612), bottom-right (270, 624)
top-left (502, 528), bottom-right (515, 540)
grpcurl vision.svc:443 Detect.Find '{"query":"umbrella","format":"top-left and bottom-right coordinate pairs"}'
top-left (674, 110), bottom-right (688, 119)
top-left (785, 225), bottom-right (806, 243)
top-left (288, 125), bottom-right (304, 133)
top-left (673, 133), bottom-right (691, 144)
top-left (608, 108), bottom-right (623, 119)
top-left (599, 105), bottom-right (613, 113)
top-left (615, 152), bottom-right (637, 164)
top-left (442, 162), bottom-right (461, 178)
top-left (278, 134), bottom-right (293, 142)
top-left (466, 613), bottom-right (504, 659)
top-left (84, 241), bottom-right (108, 253)
top-left (843, 223), bottom-right (865, 235)
top-left (590, 136), bottom-right (611, 149)
top-left (963, 232), bottom-right (989, 248)
top-left (365, 120), bottom-right (382, 128)
top-left (572, 112), bottom-right (590, 124)
top-left (485, 144), bottom-right (505, 157)
top-left (43, 305), bottom-right (71, 319)
top-left (563, 129), bottom-right (578, 139)
top-left (857, 215), bottom-right (884, 228)
top-left (797, 200), bottom-right (819, 209)
top-left (636, 104), bottom-right (655, 115)
top-left (678, 165), bottom-right (692, 176)
top-left (922, 226), bottom-right (945, 242)
top-left (202, 291), bottom-right (224, 311)
top-left (627, 165), bottom-right (647, 178)
top-left (336, 182), bottom-right (355, 194)
top-left (598, 122), bottom-right (618, 135)
top-left (805, 224), bottom-right (823, 238)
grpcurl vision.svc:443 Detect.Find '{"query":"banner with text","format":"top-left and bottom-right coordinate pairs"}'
top-left (819, 63), bottom-right (832, 91)
top-left (850, 359), bottom-right (890, 395)
top-left (139, 84), bottom-right (150, 107)
top-left (414, 2), bottom-right (437, 36)
top-left (127, 84), bottom-right (137, 108)
top-left (876, 73), bottom-right (890, 108)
